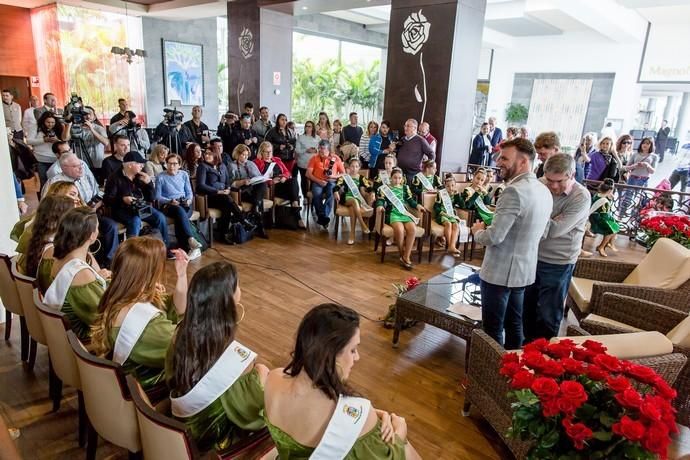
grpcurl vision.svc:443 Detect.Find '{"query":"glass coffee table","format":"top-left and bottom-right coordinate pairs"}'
top-left (393, 264), bottom-right (483, 364)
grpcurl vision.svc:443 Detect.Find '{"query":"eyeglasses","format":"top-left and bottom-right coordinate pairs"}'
top-left (167, 162), bottom-right (179, 166)
top-left (622, 141), bottom-right (632, 145)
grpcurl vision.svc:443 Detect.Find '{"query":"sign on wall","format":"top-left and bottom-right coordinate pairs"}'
top-left (639, 23), bottom-right (690, 84)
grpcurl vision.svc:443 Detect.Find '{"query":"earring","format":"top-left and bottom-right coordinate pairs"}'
top-left (335, 361), bottom-right (345, 381)
top-left (237, 303), bottom-right (246, 324)
top-left (89, 239), bottom-right (102, 256)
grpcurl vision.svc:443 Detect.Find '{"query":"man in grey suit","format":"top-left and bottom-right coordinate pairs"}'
top-left (471, 138), bottom-right (552, 349)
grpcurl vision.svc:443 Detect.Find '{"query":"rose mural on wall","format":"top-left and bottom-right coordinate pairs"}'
top-left (237, 26), bottom-right (254, 112)
top-left (401, 10), bottom-right (431, 123)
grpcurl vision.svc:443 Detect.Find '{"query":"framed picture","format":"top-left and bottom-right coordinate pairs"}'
top-left (162, 39), bottom-right (204, 106)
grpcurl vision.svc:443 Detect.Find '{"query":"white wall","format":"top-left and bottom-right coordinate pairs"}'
top-left (485, 31), bottom-right (645, 135)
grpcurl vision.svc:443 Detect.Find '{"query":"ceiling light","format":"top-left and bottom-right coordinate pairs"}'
top-left (110, 2), bottom-right (146, 64)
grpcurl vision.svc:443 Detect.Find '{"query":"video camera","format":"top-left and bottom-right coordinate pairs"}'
top-left (64, 92), bottom-right (88, 136)
top-left (163, 108), bottom-right (184, 127)
top-left (324, 157), bottom-right (336, 177)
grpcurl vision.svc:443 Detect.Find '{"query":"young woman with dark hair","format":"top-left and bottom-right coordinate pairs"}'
top-left (182, 142), bottom-right (203, 179)
top-left (264, 303), bottom-right (420, 459)
top-left (27, 111), bottom-right (68, 186)
top-left (265, 113), bottom-right (296, 172)
top-left (167, 262), bottom-right (268, 452)
top-left (42, 207), bottom-right (109, 340)
top-left (91, 237), bottom-right (188, 390)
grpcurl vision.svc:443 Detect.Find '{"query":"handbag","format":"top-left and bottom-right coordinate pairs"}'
top-left (274, 205), bottom-right (300, 230)
top-left (228, 221), bottom-right (254, 244)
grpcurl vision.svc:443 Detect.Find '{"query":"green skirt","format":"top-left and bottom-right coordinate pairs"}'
top-left (389, 208), bottom-right (412, 224)
top-left (589, 213), bottom-right (620, 235)
top-left (436, 215), bottom-right (459, 225)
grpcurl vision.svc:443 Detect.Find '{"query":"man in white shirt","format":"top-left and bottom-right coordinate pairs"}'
top-left (22, 95), bottom-right (39, 135)
top-left (2, 89), bottom-right (23, 139)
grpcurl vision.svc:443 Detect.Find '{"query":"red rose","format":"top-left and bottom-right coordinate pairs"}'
top-left (542, 398), bottom-right (561, 417)
top-left (626, 363), bottom-right (658, 384)
top-left (561, 357), bottom-right (585, 374)
top-left (572, 347), bottom-right (595, 362)
top-left (612, 415), bottom-right (645, 442)
top-left (640, 396), bottom-right (662, 422)
top-left (502, 352), bottom-right (520, 365)
top-left (584, 364), bottom-right (607, 381)
top-left (606, 375), bottom-right (631, 393)
top-left (560, 381), bottom-right (588, 405)
top-left (557, 397), bottom-right (579, 415)
top-left (581, 340), bottom-right (607, 354)
top-left (500, 361), bottom-right (522, 378)
top-left (615, 388), bottom-right (643, 409)
top-left (531, 377), bottom-right (560, 399)
top-left (521, 351), bottom-right (547, 371)
top-left (652, 376), bottom-right (677, 400)
top-left (592, 353), bottom-right (622, 372)
top-left (405, 277), bottom-right (420, 290)
top-left (562, 417), bottom-right (593, 450)
top-left (540, 359), bottom-right (565, 378)
top-left (510, 370), bottom-right (534, 390)
top-left (523, 338), bottom-right (549, 354)
top-left (545, 341), bottom-right (574, 359)
top-left (642, 423), bottom-right (670, 458)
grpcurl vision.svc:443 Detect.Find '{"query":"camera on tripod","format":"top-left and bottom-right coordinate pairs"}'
top-left (163, 108), bottom-right (183, 127)
top-left (64, 92), bottom-right (88, 137)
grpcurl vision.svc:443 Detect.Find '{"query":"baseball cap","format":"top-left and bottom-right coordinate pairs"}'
top-left (123, 151), bottom-right (146, 164)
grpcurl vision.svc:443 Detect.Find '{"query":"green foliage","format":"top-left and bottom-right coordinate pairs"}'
top-left (505, 102), bottom-right (529, 124)
top-left (292, 59), bottom-right (383, 123)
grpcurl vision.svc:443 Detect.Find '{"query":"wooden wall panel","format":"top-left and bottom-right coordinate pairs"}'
top-left (0, 5), bottom-right (38, 78)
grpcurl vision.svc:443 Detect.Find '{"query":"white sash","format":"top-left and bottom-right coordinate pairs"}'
top-left (112, 302), bottom-right (162, 365)
top-left (458, 221), bottom-right (469, 243)
top-left (589, 197), bottom-right (608, 215)
top-left (343, 175), bottom-right (372, 211)
top-left (170, 340), bottom-right (256, 418)
top-left (380, 185), bottom-right (419, 224)
top-left (475, 197), bottom-right (493, 217)
top-left (378, 170), bottom-right (390, 186)
top-left (439, 189), bottom-right (455, 216)
top-left (310, 396), bottom-right (372, 460)
top-left (43, 258), bottom-right (105, 310)
top-left (415, 172), bottom-right (435, 192)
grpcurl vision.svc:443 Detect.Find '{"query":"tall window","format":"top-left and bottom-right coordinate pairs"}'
top-left (292, 32), bottom-right (384, 124)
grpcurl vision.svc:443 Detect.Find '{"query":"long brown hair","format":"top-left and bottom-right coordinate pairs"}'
top-left (53, 207), bottom-right (98, 260)
top-left (169, 262), bottom-right (240, 395)
top-left (25, 195), bottom-right (77, 277)
top-left (284, 303), bottom-right (360, 401)
top-left (91, 237), bottom-right (166, 356)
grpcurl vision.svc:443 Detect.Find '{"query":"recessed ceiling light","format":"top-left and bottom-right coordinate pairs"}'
top-left (301, 6), bottom-right (308, 10)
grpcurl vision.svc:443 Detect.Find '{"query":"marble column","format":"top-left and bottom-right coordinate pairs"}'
top-left (675, 92), bottom-right (690, 144)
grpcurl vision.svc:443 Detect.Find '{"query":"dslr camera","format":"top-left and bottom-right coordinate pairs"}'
top-left (324, 157), bottom-right (336, 177)
top-left (163, 108), bottom-right (184, 127)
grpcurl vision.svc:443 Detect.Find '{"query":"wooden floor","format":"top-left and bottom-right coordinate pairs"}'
top-left (2, 190), bottom-right (690, 459)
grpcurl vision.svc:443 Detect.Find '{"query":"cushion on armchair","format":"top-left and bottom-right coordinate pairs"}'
top-left (565, 331), bottom-right (673, 360)
top-left (666, 315), bottom-right (690, 348)
top-left (568, 277), bottom-right (595, 313)
top-left (583, 314), bottom-right (642, 333)
top-left (623, 238), bottom-right (690, 289)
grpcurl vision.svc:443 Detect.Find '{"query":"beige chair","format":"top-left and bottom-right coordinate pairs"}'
top-left (67, 331), bottom-right (141, 460)
top-left (194, 194), bottom-right (222, 247)
top-left (34, 294), bottom-right (87, 445)
top-left (10, 256), bottom-right (45, 369)
top-left (333, 201), bottom-right (374, 242)
top-left (0, 253), bottom-right (28, 361)
top-left (372, 206), bottom-right (426, 263)
top-left (566, 237), bottom-right (690, 321)
top-left (126, 376), bottom-right (275, 460)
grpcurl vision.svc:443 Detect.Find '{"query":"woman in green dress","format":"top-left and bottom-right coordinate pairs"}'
top-left (433, 174), bottom-right (465, 257)
top-left (91, 237), bottom-right (189, 392)
top-left (461, 168), bottom-right (494, 226)
top-left (334, 158), bottom-right (374, 245)
top-left (42, 208), bottom-right (110, 340)
top-left (167, 262), bottom-right (268, 452)
top-left (375, 168), bottom-right (426, 269)
top-left (372, 155), bottom-right (402, 194)
top-left (409, 159), bottom-right (442, 198)
top-left (589, 178), bottom-right (620, 257)
top-left (264, 303), bottom-right (421, 460)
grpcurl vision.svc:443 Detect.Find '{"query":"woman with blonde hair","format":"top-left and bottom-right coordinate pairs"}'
top-left (358, 121), bottom-right (379, 166)
top-left (587, 136), bottom-right (621, 183)
top-left (91, 238), bottom-right (188, 391)
top-left (228, 144), bottom-right (269, 238)
top-left (144, 144), bottom-right (169, 177)
top-left (317, 111), bottom-right (332, 137)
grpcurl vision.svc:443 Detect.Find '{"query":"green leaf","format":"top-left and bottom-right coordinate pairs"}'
top-left (515, 389), bottom-right (540, 406)
top-left (575, 403), bottom-right (597, 419)
top-left (540, 429), bottom-right (560, 449)
top-left (599, 414), bottom-right (616, 427)
top-left (528, 420), bottom-right (546, 438)
top-left (592, 431), bottom-right (613, 441)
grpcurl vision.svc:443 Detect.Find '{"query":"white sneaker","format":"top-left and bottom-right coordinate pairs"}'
top-left (187, 248), bottom-right (202, 261)
top-left (188, 237), bottom-right (202, 250)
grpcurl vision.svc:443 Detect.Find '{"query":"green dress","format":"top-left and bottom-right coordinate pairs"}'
top-left (375, 185), bottom-right (418, 224)
top-left (15, 224), bottom-right (33, 256)
top-left (410, 174), bottom-right (442, 198)
top-left (108, 297), bottom-right (180, 391)
top-left (265, 419), bottom-right (406, 459)
top-left (589, 194), bottom-right (620, 235)
top-left (37, 258), bottom-right (54, 294)
top-left (372, 173), bottom-right (404, 194)
top-left (335, 175), bottom-right (373, 206)
top-left (11, 214), bottom-right (33, 242)
top-left (461, 186), bottom-right (494, 226)
top-left (165, 350), bottom-right (266, 453)
top-left (434, 192), bottom-right (464, 224)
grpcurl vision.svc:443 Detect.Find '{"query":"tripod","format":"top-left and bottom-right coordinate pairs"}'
top-left (69, 133), bottom-right (94, 171)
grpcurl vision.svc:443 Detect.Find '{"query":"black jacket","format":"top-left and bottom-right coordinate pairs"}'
top-left (195, 161), bottom-right (230, 195)
top-left (104, 170), bottom-right (155, 213)
top-left (183, 120), bottom-right (209, 145)
top-left (265, 127), bottom-right (296, 162)
top-left (230, 128), bottom-right (260, 159)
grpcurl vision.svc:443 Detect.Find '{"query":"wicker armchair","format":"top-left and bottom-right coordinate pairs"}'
top-left (462, 328), bottom-right (688, 459)
top-left (577, 292), bottom-right (690, 426)
top-left (566, 238), bottom-right (690, 321)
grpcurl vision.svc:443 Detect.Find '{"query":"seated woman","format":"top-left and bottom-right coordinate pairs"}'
top-left (409, 159), bottom-right (442, 198)
top-left (18, 195), bottom-right (78, 287)
top-left (254, 141), bottom-right (305, 229)
top-left (434, 174), bottom-right (465, 257)
top-left (461, 168), bottom-right (493, 225)
top-left (182, 143), bottom-right (202, 180)
top-left (155, 153), bottom-right (202, 260)
top-left (372, 155), bottom-right (403, 194)
top-left (264, 303), bottom-right (421, 460)
top-left (227, 144), bottom-right (268, 238)
top-left (42, 207), bottom-right (109, 340)
top-left (144, 144), bottom-right (169, 177)
top-left (375, 168), bottom-right (426, 270)
top-left (196, 148), bottom-right (247, 244)
top-left (91, 238), bottom-right (188, 391)
top-left (334, 158), bottom-right (373, 245)
top-left (167, 261), bottom-right (268, 452)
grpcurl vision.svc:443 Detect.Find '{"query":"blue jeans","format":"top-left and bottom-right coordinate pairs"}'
top-left (523, 261), bottom-right (575, 342)
top-left (480, 280), bottom-right (526, 349)
top-left (311, 181), bottom-right (335, 220)
top-left (112, 206), bottom-right (169, 246)
top-left (162, 204), bottom-right (194, 250)
top-left (37, 161), bottom-right (53, 189)
top-left (97, 216), bottom-right (119, 268)
top-left (621, 176), bottom-right (648, 213)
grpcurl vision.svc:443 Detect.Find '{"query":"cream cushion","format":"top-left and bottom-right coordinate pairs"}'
top-left (583, 314), bottom-right (643, 333)
top-left (381, 224), bottom-right (425, 239)
top-left (207, 208), bottom-right (222, 219)
top-left (568, 278), bottom-right (595, 313)
top-left (241, 199), bottom-right (274, 213)
top-left (565, 331), bottom-right (673, 360)
top-left (623, 238), bottom-right (690, 289)
top-left (666, 315), bottom-right (690, 348)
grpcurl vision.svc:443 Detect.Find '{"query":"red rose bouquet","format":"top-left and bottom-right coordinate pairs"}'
top-left (382, 277), bottom-right (420, 329)
top-left (640, 213), bottom-right (690, 249)
top-left (501, 338), bottom-right (678, 459)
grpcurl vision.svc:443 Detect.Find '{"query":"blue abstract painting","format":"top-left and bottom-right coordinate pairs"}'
top-left (162, 40), bottom-right (204, 106)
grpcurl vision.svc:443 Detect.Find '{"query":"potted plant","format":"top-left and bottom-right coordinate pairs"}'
top-left (505, 102), bottom-right (529, 125)
top-left (501, 338), bottom-right (677, 459)
top-left (640, 213), bottom-right (690, 249)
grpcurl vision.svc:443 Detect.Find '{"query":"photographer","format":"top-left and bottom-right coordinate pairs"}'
top-left (217, 111), bottom-right (239, 153)
top-left (69, 106), bottom-right (108, 180)
top-left (183, 105), bottom-right (210, 146)
top-left (104, 151), bottom-right (170, 249)
top-left (27, 111), bottom-right (69, 187)
top-left (306, 139), bottom-right (345, 229)
top-left (109, 110), bottom-right (150, 156)
top-left (230, 114), bottom-right (259, 159)
top-left (155, 153), bottom-right (202, 260)
top-left (155, 109), bottom-right (194, 154)
top-left (43, 152), bottom-right (120, 268)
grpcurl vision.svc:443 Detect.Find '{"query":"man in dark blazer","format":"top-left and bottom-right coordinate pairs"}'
top-left (488, 116), bottom-right (503, 151)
